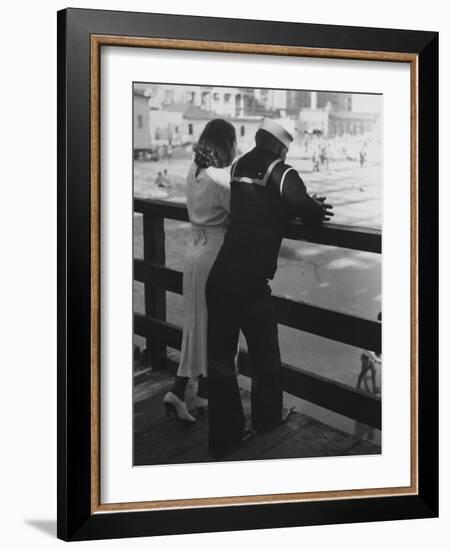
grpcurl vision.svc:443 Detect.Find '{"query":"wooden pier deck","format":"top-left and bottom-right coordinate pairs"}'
top-left (133, 367), bottom-right (380, 466)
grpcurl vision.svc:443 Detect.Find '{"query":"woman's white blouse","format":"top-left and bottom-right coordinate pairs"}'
top-left (186, 162), bottom-right (231, 227)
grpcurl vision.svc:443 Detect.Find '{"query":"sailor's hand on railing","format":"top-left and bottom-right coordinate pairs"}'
top-left (313, 194), bottom-right (334, 223)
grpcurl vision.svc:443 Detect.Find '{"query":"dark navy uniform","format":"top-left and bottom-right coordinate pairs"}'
top-left (206, 145), bottom-right (324, 453)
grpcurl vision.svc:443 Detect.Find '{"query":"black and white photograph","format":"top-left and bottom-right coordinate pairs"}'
top-left (132, 82), bottom-right (382, 466)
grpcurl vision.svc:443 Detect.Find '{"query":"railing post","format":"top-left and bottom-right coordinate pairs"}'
top-left (143, 210), bottom-right (166, 368)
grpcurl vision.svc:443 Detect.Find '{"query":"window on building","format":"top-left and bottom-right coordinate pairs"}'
top-left (201, 92), bottom-right (209, 107)
top-left (224, 93), bottom-right (231, 103)
top-left (188, 123), bottom-right (193, 136)
top-left (164, 89), bottom-right (174, 103)
top-left (137, 114), bottom-right (143, 129)
top-left (240, 125), bottom-right (245, 137)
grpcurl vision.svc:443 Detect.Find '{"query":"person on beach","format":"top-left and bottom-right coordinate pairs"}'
top-left (206, 118), bottom-right (333, 456)
top-left (356, 311), bottom-right (382, 394)
top-left (162, 169), bottom-right (171, 188)
top-left (155, 171), bottom-right (165, 188)
top-left (163, 119), bottom-right (237, 422)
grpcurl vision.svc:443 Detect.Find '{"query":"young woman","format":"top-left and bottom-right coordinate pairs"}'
top-left (163, 119), bottom-right (237, 422)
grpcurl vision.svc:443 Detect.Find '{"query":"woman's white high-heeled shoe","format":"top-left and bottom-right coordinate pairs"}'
top-left (194, 396), bottom-right (208, 414)
top-left (163, 392), bottom-right (196, 423)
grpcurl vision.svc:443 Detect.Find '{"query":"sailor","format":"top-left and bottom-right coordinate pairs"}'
top-left (205, 118), bottom-right (333, 457)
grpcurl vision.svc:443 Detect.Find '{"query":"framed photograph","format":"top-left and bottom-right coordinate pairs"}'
top-left (57, 8), bottom-right (438, 541)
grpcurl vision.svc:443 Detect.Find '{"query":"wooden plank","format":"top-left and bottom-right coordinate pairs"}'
top-left (133, 369), bottom-right (211, 466)
top-left (134, 261), bottom-right (381, 351)
top-left (134, 400), bottom-right (208, 466)
top-left (133, 369), bottom-right (380, 466)
top-left (134, 316), bottom-right (381, 429)
top-left (134, 198), bottom-right (189, 222)
top-left (259, 417), bottom-right (380, 460)
top-left (142, 212), bottom-right (166, 367)
top-left (134, 260), bottom-right (182, 294)
top-left (134, 198), bottom-right (381, 253)
top-left (134, 417), bottom-right (211, 466)
top-left (284, 220), bottom-right (381, 253)
top-left (239, 352), bottom-right (381, 429)
top-left (134, 314), bottom-right (182, 350)
top-left (273, 295), bottom-right (380, 351)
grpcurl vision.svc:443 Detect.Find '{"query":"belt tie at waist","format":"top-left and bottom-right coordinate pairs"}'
top-left (190, 224), bottom-right (226, 246)
top-left (192, 228), bottom-right (207, 246)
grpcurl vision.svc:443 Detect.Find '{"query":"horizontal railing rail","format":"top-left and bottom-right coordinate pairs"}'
top-left (134, 260), bottom-right (380, 351)
top-left (134, 198), bottom-right (382, 253)
top-left (134, 314), bottom-right (381, 429)
top-left (133, 197), bottom-right (382, 429)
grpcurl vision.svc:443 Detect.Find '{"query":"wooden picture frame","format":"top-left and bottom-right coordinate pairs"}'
top-left (57, 7), bottom-right (438, 541)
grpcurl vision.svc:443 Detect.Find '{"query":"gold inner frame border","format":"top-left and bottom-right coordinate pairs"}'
top-left (89, 34), bottom-right (419, 514)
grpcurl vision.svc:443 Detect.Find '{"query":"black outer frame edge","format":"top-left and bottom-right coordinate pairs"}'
top-left (56, 7), bottom-right (439, 541)
top-left (57, 8), bottom-right (93, 541)
top-left (417, 33), bottom-right (439, 515)
top-left (62, 7), bottom-right (436, 53)
top-left (71, 494), bottom-right (436, 542)
top-left (56, 8), bottom-right (68, 542)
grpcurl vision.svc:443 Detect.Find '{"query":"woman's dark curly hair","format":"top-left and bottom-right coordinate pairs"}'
top-left (193, 119), bottom-right (236, 169)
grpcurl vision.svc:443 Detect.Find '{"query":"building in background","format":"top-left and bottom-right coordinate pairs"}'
top-left (149, 102), bottom-right (262, 150)
top-left (133, 89), bottom-right (152, 154)
top-left (292, 91), bottom-right (379, 138)
top-left (133, 85), bottom-right (381, 157)
top-left (328, 111), bottom-right (379, 137)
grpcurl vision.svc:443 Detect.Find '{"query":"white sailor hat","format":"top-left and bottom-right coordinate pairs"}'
top-left (259, 118), bottom-right (294, 148)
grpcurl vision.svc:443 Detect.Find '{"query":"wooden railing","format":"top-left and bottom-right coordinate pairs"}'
top-left (134, 198), bottom-right (382, 429)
